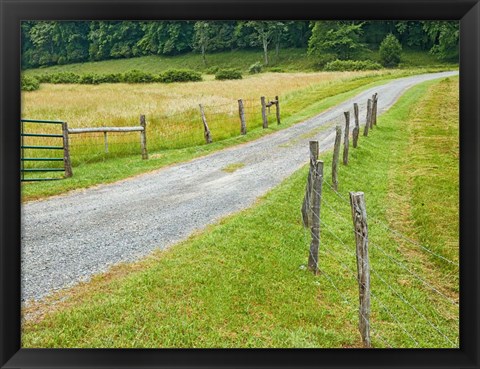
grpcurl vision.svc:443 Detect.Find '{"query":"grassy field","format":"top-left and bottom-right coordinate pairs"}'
top-left (22, 76), bottom-right (459, 348)
top-left (21, 69), bottom-right (428, 201)
top-left (23, 48), bottom-right (457, 76)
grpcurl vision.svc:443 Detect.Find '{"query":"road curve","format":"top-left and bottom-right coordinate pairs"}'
top-left (22, 71), bottom-right (458, 302)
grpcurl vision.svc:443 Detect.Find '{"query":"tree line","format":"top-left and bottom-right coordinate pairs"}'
top-left (21, 20), bottom-right (458, 69)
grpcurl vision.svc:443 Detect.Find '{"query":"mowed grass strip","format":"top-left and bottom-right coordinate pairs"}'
top-left (22, 77), bottom-right (459, 348)
top-left (21, 69), bottom-right (450, 201)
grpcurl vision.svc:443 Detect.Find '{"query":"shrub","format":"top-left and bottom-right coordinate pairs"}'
top-left (379, 34), bottom-right (402, 67)
top-left (215, 68), bottom-right (243, 80)
top-left (204, 66), bottom-right (220, 74)
top-left (122, 69), bottom-right (156, 83)
top-left (80, 73), bottom-right (102, 84)
top-left (324, 59), bottom-right (382, 71)
top-left (248, 62), bottom-right (262, 74)
top-left (49, 72), bottom-right (81, 84)
top-left (96, 73), bottom-right (123, 83)
top-left (158, 69), bottom-right (202, 83)
top-left (21, 75), bottom-right (40, 91)
top-left (313, 53), bottom-right (336, 70)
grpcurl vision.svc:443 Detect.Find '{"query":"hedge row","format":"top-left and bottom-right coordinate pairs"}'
top-left (324, 60), bottom-right (382, 71)
top-left (30, 69), bottom-right (202, 86)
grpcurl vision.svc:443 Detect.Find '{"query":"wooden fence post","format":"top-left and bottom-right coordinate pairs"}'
top-left (308, 159), bottom-right (323, 275)
top-left (302, 141), bottom-right (319, 228)
top-left (363, 99), bottom-right (372, 137)
top-left (238, 99), bottom-right (247, 135)
top-left (199, 104), bottom-right (212, 144)
top-left (372, 93), bottom-right (378, 127)
top-left (261, 96), bottom-right (268, 128)
top-left (62, 122), bottom-right (73, 178)
top-left (349, 191), bottom-right (371, 348)
top-left (353, 103), bottom-right (360, 148)
top-left (275, 95), bottom-right (281, 125)
top-left (332, 125), bottom-right (342, 191)
top-left (104, 132), bottom-right (108, 154)
top-left (343, 111), bottom-right (350, 165)
top-left (140, 114), bottom-right (148, 159)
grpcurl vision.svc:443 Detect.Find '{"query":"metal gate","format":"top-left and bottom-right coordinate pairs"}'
top-left (21, 119), bottom-right (72, 181)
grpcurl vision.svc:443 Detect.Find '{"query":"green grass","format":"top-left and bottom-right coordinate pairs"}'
top-left (24, 48), bottom-right (457, 77)
top-left (22, 76), bottom-right (459, 348)
top-left (222, 162), bottom-right (245, 173)
top-left (22, 69), bottom-right (456, 202)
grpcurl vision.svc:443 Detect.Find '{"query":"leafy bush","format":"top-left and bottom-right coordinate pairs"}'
top-left (324, 59), bottom-right (382, 71)
top-left (122, 69), bottom-right (156, 83)
top-left (49, 72), bottom-right (81, 84)
top-left (313, 53), bottom-right (337, 70)
top-left (215, 68), bottom-right (243, 80)
top-left (79, 73), bottom-right (103, 84)
top-left (204, 66), bottom-right (219, 74)
top-left (158, 69), bottom-right (202, 83)
top-left (379, 34), bottom-right (402, 67)
top-left (21, 75), bottom-right (40, 91)
top-left (248, 62), bottom-right (262, 74)
top-left (96, 73), bottom-right (123, 83)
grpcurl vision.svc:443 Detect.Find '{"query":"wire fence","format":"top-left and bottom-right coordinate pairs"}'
top-left (22, 95), bottom-right (282, 169)
top-left (300, 95), bottom-right (459, 348)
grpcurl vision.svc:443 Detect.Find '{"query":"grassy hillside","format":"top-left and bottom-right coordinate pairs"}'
top-left (23, 48), bottom-right (457, 77)
top-left (22, 76), bottom-right (459, 348)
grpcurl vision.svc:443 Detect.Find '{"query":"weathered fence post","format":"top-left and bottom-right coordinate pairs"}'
top-left (308, 159), bottom-right (323, 275)
top-left (372, 93), bottom-right (378, 127)
top-left (140, 114), bottom-right (148, 159)
top-left (343, 111), bottom-right (350, 165)
top-left (353, 103), bottom-right (360, 148)
top-left (302, 141), bottom-right (319, 228)
top-left (275, 95), bottom-right (281, 125)
top-left (199, 104), bottom-right (212, 144)
top-left (261, 96), bottom-right (268, 128)
top-left (332, 125), bottom-right (342, 191)
top-left (62, 122), bottom-right (73, 178)
top-left (363, 99), bottom-right (372, 137)
top-left (104, 132), bottom-right (108, 154)
top-left (349, 191), bottom-right (371, 348)
top-left (238, 99), bottom-right (247, 135)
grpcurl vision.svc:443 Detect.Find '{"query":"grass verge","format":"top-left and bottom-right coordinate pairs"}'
top-left (22, 76), bottom-right (459, 348)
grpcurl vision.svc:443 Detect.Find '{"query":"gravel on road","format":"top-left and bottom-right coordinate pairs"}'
top-left (21, 71), bottom-right (458, 303)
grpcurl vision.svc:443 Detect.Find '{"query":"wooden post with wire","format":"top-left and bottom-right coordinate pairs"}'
top-left (332, 125), bottom-right (342, 191)
top-left (372, 93), bottom-right (378, 127)
top-left (308, 159), bottom-right (323, 275)
top-left (343, 111), bottom-right (350, 165)
top-left (364, 99), bottom-right (372, 137)
top-left (62, 121), bottom-right (73, 178)
top-left (140, 114), bottom-right (148, 159)
top-left (199, 104), bottom-right (212, 144)
top-left (349, 191), bottom-right (371, 348)
top-left (238, 99), bottom-right (247, 135)
top-left (302, 141), bottom-right (319, 228)
top-left (275, 95), bottom-right (281, 125)
top-left (353, 103), bottom-right (360, 148)
top-left (261, 96), bottom-right (268, 128)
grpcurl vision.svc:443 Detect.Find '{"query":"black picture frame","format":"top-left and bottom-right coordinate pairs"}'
top-left (1, 0), bottom-right (478, 368)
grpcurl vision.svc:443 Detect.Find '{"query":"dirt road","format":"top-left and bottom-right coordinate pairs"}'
top-left (21, 71), bottom-right (457, 302)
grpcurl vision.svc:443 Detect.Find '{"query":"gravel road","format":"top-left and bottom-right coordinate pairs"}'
top-left (21, 71), bottom-right (458, 303)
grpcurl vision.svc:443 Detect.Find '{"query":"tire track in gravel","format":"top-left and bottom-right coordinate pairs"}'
top-left (21, 71), bottom-right (458, 303)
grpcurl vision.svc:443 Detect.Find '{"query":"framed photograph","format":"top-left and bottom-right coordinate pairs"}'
top-left (1, 0), bottom-right (479, 368)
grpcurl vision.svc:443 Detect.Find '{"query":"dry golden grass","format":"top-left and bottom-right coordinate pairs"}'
top-left (22, 71), bottom-right (378, 128)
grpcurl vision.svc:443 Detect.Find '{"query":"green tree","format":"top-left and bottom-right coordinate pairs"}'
top-left (422, 21), bottom-right (459, 61)
top-left (379, 33), bottom-right (402, 67)
top-left (243, 21), bottom-right (286, 65)
top-left (308, 21), bottom-right (365, 60)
